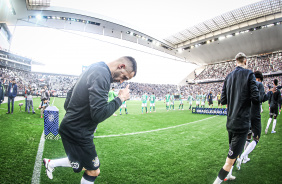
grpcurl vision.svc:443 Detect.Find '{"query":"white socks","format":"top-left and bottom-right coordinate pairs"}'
top-left (50, 157), bottom-right (71, 168)
top-left (241, 141), bottom-right (257, 159)
top-left (81, 177), bottom-right (94, 184)
top-left (272, 119), bottom-right (277, 131)
top-left (244, 141), bottom-right (250, 151)
top-left (213, 177), bottom-right (223, 184)
top-left (266, 118), bottom-right (272, 130)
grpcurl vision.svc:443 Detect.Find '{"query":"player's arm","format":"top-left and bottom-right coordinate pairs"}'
top-left (64, 85), bottom-right (75, 110)
top-left (249, 73), bottom-right (259, 105)
top-left (221, 80), bottom-right (227, 105)
top-left (87, 71), bottom-right (122, 123)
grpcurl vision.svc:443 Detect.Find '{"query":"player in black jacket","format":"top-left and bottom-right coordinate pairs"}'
top-left (43, 56), bottom-right (137, 184)
top-left (265, 79), bottom-right (281, 134)
top-left (236, 71), bottom-right (275, 168)
top-left (213, 53), bottom-right (259, 184)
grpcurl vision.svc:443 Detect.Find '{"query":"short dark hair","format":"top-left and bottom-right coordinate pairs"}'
top-left (274, 79), bottom-right (278, 86)
top-left (254, 71), bottom-right (263, 81)
top-left (112, 87), bottom-right (115, 89)
top-left (124, 56), bottom-right (137, 77)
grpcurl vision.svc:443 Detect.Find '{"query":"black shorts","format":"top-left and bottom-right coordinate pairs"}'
top-left (227, 132), bottom-right (248, 159)
top-left (269, 106), bottom-right (278, 117)
top-left (209, 101), bottom-right (213, 105)
top-left (61, 138), bottom-right (100, 173)
top-left (218, 100), bottom-right (221, 105)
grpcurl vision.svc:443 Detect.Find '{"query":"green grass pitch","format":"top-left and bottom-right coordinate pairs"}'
top-left (0, 97), bottom-right (281, 183)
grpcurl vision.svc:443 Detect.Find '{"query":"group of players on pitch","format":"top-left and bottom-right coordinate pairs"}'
top-left (41, 55), bottom-right (281, 184)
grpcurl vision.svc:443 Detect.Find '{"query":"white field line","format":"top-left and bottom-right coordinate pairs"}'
top-left (95, 115), bottom-right (217, 138)
top-left (52, 97), bottom-right (56, 106)
top-left (31, 131), bottom-right (45, 184)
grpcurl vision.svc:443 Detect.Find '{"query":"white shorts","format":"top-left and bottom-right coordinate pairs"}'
top-left (142, 103), bottom-right (147, 107)
top-left (121, 104), bottom-right (127, 108)
top-left (189, 102), bottom-right (192, 105)
top-left (171, 102), bottom-right (174, 105)
top-left (150, 103), bottom-right (155, 106)
top-left (201, 102), bottom-right (205, 106)
top-left (179, 101), bottom-right (183, 105)
top-left (196, 101), bottom-right (200, 105)
top-left (166, 102), bottom-right (170, 106)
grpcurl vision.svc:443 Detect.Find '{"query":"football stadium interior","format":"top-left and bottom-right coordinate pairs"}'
top-left (0, 0), bottom-right (282, 183)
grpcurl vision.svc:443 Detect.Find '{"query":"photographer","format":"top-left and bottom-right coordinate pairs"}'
top-left (39, 98), bottom-right (49, 118)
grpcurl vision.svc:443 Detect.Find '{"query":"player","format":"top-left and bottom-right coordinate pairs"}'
top-left (108, 87), bottom-right (118, 116)
top-left (217, 92), bottom-right (222, 108)
top-left (201, 93), bottom-right (206, 108)
top-left (208, 91), bottom-right (213, 108)
top-left (42, 56), bottom-right (137, 184)
top-left (164, 93), bottom-right (170, 111)
top-left (265, 79), bottom-right (281, 134)
top-left (236, 71), bottom-right (274, 168)
top-left (187, 94), bottom-right (194, 110)
top-left (119, 100), bottom-right (128, 115)
top-left (149, 92), bottom-right (156, 113)
top-left (141, 92), bottom-right (148, 114)
top-left (195, 92), bottom-right (201, 108)
top-left (170, 93), bottom-right (175, 110)
top-left (213, 52), bottom-right (259, 184)
top-left (178, 92), bottom-right (184, 110)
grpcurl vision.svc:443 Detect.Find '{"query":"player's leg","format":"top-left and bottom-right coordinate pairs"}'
top-left (125, 105), bottom-right (128, 114)
top-left (173, 102), bottom-right (174, 110)
top-left (271, 115), bottom-right (277, 133)
top-left (153, 104), bottom-right (156, 112)
top-left (119, 107), bottom-right (122, 115)
top-left (31, 100), bottom-right (35, 113)
top-left (150, 103), bottom-right (152, 112)
top-left (214, 132), bottom-right (247, 183)
top-left (82, 169), bottom-right (100, 184)
top-left (7, 97), bottom-right (11, 113)
top-left (265, 114), bottom-right (273, 134)
top-left (179, 103), bottom-right (181, 110)
top-left (145, 104), bottom-right (147, 113)
top-left (142, 103), bottom-right (144, 114)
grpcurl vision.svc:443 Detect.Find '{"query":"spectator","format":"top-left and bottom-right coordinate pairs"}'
top-left (7, 78), bottom-right (17, 114)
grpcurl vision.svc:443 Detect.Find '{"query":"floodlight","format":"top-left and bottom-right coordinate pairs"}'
top-left (36, 15), bottom-right (42, 20)
top-left (218, 36), bottom-right (225, 40)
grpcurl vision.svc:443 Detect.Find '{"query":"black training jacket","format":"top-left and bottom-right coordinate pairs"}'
top-left (59, 62), bottom-right (122, 145)
top-left (221, 66), bottom-right (259, 133)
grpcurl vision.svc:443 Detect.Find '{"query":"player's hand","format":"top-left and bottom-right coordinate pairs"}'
top-left (118, 84), bottom-right (130, 102)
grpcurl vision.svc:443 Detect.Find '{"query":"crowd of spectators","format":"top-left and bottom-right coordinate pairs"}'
top-left (195, 52), bottom-right (282, 80)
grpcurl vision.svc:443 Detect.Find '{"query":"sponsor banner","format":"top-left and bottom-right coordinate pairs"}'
top-left (192, 107), bottom-right (227, 115)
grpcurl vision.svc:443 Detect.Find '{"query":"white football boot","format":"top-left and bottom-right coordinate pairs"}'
top-left (43, 158), bottom-right (54, 179)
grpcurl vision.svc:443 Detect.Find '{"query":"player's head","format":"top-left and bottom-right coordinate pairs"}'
top-left (235, 52), bottom-right (247, 65)
top-left (112, 87), bottom-right (115, 91)
top-left (152, 92), bottom-right (154, 95)
top-left (11, 78), bottom-right (16, 84)
top-left (273, 79), bottom-right (278, 86)
top-left (218, 92), bottom-right (220, 94)
top-left (254, 71), bottom-right (263, 82)
top-left (181, 92), bottom-right (183, 95)
top-left (110, 56), bottom-right (137, 84)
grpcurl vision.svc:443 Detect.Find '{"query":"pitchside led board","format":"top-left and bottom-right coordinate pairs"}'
top-left (192, 107), bottom-right (227, 115)
top-left (44, 106), bottom-right (60, 140)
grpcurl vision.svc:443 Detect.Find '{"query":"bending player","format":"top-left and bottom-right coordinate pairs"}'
top-left (265, 79), bottom-right (281, 134)
top-left (43, 56), bottom-right (137, 184)
top-left (149, 92), bottom-right (156, 113)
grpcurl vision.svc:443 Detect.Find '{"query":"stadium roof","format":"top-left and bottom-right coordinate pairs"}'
top-left (165, 0), bottom-right (282, 46)
top-left (0, 0), bottom-right (282, 66)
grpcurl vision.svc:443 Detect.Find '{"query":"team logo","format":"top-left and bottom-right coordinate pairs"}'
top-left (228, 148), bottom-right (233, 156)
top-left (92, 157), bottom-right (100, 167)
top-left (48, 114), bottom-right (54, 122)
top-left (70, 162), bottom-right (79, 169)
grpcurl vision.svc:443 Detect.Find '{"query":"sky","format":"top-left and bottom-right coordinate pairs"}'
top-left (8, 0), bottom-right (262, 84)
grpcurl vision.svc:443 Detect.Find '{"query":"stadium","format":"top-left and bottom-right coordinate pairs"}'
top-left (0, 0), bottom-right (282, 183)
